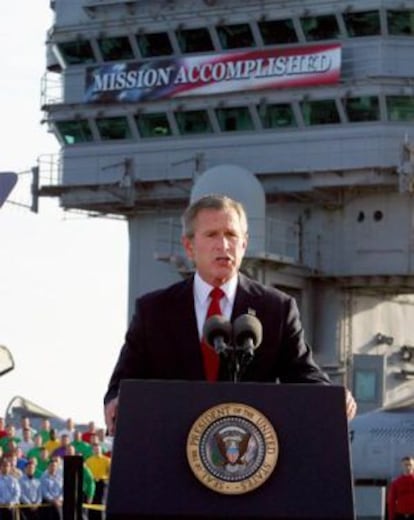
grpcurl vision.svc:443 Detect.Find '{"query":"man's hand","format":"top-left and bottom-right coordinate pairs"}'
top-left (345, 389), bottom-right (357, 420)
top-left (104, 397), bottom-right (119, 436)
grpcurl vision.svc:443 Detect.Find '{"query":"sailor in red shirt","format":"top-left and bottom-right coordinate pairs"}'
top-left (0, 417), bottom-right (7, 439)
top-left (82, 421), bottom-right (97, 444)
top-left (387, 456), bottom-right (414, 520)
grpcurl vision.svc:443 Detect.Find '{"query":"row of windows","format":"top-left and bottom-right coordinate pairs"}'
top-left (53, 9), bottom-right (414, 66)
top-left (54, 95), bottom-right (414, 144)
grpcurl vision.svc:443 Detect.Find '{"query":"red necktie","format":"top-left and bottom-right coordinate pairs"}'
top-left (201, 287), bottom-right (224, 381)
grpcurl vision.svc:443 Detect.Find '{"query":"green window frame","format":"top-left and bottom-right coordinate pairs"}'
top-left (136, 32), bottom-right (173, 58)
top-left (56, 120), bottom-right (93, 145)
top-left (386, 96), bottom-right (414, 121)
top-left (344, 96), bottom-right (380, 122)
top-left (215, 107), bottom-right (254, 132)
top-left (135, 113), bottom-right (172, 138)
top-left (97, 36), bottom-right (134, 61)
top-left (258, 103), bottom-right (297, 129)
top-left (96, 117), bottom-right (132, 140)
top-left (301, 99), bottom-right (340, 125)
top-left (258, 19), bottom-right (298, 45)
top-left (216, 23), bottom-right (255, 49)
top-left (300, 15), bottom-right (340, 41)
top-left (175, 110), bottom-right (212, 135)
top-left (176, 27), bottom-right (214, 53)
top-left (57, 40), bottom-right (96, 65)
top-left (343, 11), bottom-right (381, 37)
top-left (387, 10), bottom-right (414, 36)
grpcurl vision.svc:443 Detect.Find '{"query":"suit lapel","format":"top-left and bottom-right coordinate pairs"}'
top-left (218, 274), bottom-right (262, 380)
top-left (172, 277), bottom-right (205, 379)
top-left (175, 274), bottom-right (263, 381)
top-left (231, 273), bottom-right (262, 320)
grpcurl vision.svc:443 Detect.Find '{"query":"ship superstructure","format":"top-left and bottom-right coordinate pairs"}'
top-left (40, 0), bottom-right (414, 419)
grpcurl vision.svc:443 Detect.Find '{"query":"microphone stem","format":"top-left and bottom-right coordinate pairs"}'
top-left (232, 348), bottom-right (241, 382)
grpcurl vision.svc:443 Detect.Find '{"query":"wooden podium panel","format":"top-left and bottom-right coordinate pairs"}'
top-left (106, 381), bottom-right (355, 520)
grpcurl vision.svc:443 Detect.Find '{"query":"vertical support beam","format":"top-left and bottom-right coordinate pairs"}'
top-left (63, 455), bottom-right (83, 520)
top-left (31, 166), bottom-right (39, 213)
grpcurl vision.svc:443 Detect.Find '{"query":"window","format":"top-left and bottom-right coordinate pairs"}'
top-left (258, 103), bottom-right (296, 129)
top-left (344, 96), bottom-right (380, 122)
top-left (301, 15), bottom-right (340, 41)
top-left (97, 36), bottom-right (134, 61)
top-left (387, 10), bottom-right (414, 36)
top-left (386, 96), bottom-right (414, 121)
top-left (215, 107), bottom-right (254, 132)
top-left (352, 354), bottom-right (385, 411)
top-left (57, 40), bottom-right (96, 65)
top-left (258, 19), bottom-right (298, 45)
top-left (301, 99), bottom-right (340, 125)
top-left (176, 27), bottom-right (214, 53)
top-left (135, 113), bottom-right (172, 138)
top-left (56, 120), bottom-right (93, 145)
top-left (175, 110), bottom-right (212, 135)
top-left (216, 23), bottom-right (255, 49)
top-left (96, 117), bottom-right (132, 140)
top-left (343, 11), bottom-right (381, 37)
top-left (136, 32), bottom-right (173, 58)
top-left (354, 370), bottom-right (377, 402)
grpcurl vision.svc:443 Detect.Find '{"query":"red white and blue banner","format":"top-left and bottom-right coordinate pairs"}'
top-left (85, 44), bottom-right (341, 103)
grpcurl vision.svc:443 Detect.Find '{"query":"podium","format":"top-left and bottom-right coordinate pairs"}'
top-left (106, 381), bottom-right (355, 520)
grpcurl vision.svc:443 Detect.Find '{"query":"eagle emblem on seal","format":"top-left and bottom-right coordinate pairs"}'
top-left (214, 431), bottom-right (251, 467)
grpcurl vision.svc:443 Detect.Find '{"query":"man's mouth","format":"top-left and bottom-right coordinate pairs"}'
top-left (215, 256), bottom-right (232, 264)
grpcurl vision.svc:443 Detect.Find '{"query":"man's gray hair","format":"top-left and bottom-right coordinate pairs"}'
top-left (181, 194), bottom-right (248, 238)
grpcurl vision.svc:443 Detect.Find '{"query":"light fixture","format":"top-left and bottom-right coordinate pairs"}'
top-left (400, 345), bottom-right (414, 362)
top-left (374, 333), bottom-right (394, 345)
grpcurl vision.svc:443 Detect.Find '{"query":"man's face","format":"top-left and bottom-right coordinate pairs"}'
top-left (26, 461), bottom-right (36, 477)
top-left (1, 461), bottom-right (11, 475)
top-left (402, 458), bottom-right (414, 474)
top-left (40, 449), bottom-right (48, 460)
top-left (182, 208), bottom-right (248, 286)
top-left (49, 460), bottom-right (58, 474)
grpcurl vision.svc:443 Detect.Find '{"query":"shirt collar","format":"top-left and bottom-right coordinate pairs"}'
top-left (194, 272), bottom-right (238, 306)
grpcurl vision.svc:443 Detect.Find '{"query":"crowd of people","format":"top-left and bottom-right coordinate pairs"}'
top-left (0, 416), bottom-right (111, 520)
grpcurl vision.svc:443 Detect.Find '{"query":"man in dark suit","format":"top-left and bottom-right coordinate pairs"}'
top-left (104, 194), bottom-right (356, 433)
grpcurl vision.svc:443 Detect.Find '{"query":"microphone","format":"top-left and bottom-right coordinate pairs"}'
top-left (203, 315), bottom-right (232, 355)
top-left (233, 314), bottom-right (263, 358)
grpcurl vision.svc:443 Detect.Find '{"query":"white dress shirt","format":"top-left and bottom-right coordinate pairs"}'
top-left (193, 272), bottom-right (238, 339)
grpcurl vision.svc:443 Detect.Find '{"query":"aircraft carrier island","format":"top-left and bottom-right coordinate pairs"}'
top-left (37, 1), bottom-right (414, 518)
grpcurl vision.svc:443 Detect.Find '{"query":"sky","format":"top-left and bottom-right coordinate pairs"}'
top-left (0, 2), bottom-right (129, 425)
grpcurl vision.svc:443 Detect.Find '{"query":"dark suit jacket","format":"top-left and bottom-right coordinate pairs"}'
top-left (104, 273), bottom-right (330, 403)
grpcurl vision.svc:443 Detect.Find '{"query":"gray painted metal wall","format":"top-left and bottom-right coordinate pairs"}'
top-left (42, 0), bottom-right (414, 409)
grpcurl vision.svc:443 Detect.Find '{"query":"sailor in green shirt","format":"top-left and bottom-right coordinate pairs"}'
top-left (0, 424), bottom-right (21, 454)
top-left (71, 430), bottom-right (93, 459)
top-left (65, 446), bottom-right (96, 505)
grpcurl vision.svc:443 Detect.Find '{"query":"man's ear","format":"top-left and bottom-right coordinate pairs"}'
top-left (181, 235), bottom-right (194, 260)
top-left (242, 233), bottom-right (249, 252)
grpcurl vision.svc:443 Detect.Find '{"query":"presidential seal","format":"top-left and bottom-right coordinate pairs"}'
top-left (186, 402), bottom-right (278, 495)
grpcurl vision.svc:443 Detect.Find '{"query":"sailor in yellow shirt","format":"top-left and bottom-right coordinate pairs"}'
top-left (43, 429), bottom-right (60, 455)
top-left (85, 443), bottom-right (111, 520)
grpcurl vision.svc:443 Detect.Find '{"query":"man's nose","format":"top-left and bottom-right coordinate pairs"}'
top-left (215, 234), bottom-right (230, 248)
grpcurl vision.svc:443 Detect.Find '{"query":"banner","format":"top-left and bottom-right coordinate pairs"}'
top-left (85, 44), bottom-right (341, 103)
